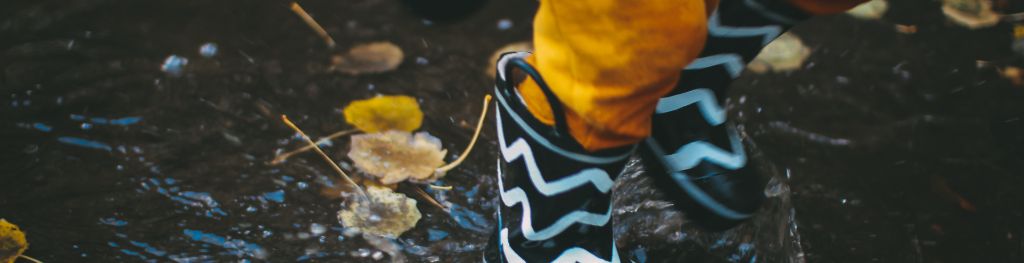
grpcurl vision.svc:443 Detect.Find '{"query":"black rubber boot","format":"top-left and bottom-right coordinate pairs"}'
top-left (641, 0), bottom-right (812, 231)
top-left (483, 52), bottom-right (633, 263)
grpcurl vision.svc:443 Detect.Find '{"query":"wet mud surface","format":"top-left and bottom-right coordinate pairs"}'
top-left (1, 0), bottom-right (1022, 262)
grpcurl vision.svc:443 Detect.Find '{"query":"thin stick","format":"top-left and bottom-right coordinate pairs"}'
top-left (19, 255), bottom-right (43, 263)
top-left (427, 185), bottom-right (453, 191)
top-left (412, 186), bottom-right (448, 211)
top-left (436, 95), bottom-right (492, 172)
top-left (281, 115), bottom-right (366, 199)
top-left (289, 2), bottom-right (337, 48)
top-left (271, 128), bottom-right (359, 165)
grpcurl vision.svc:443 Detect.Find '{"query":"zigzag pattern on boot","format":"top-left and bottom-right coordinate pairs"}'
top-left (495, 105), bottom-right (614, 241)
top-left (500, 228), bottom-right (621, 263)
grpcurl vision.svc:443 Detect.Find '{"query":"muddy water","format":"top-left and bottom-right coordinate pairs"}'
top-left (2, 0), bottom-right (1022, 262)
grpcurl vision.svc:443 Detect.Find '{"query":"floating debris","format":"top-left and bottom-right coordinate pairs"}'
top-left (343, 95), bottom-right (423, 133)
top-left (289, 2), bottom-right (336, 48)
top-left (199, 43), bottom-right (218, 58)
top-left (349, 131), bottom-right (448, 184)
top-left (487, 42), bottom-right (532, 78)
top-left (748, 32), bottom-right (811, 73)
top-left (160, 55), bottom-right (188, 76)
top-left (337, 186), bottom-right (421, 238)
top-left (330, 42), bottom-right (404, 75)
top-left (846, 0), bottom-right (888, 20)
top-left (942, 0), bottom-right (1000, 29)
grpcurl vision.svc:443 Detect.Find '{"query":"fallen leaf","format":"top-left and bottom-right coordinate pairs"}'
top-left (846, 0), bottom-right (888, 20)
top-left (343, 95), bottom-right (424, 133)
top-left (348, 131), bottom-right (447, 184)
top-left (331, 42), bottom-right (404, 74)
top-left (749, 32), bottom-right (811, 73)
top-left (942, 0), bottom-right (1000, 29)
top-left (337, 186), bottom-right (422, 237)
top-left (486, 42), bottom-right (533, 78)
top-left (0, 219), bottom-right (27, 263)
top-left (1002, 66), bottom-right (1023, 86)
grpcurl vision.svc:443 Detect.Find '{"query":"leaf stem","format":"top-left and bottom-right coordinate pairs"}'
top-left (19, 255), bottom-right (43, 263)
top-left (281, 115), bottom-right (367, 199)
top-left (411, 186), bottom-right (448, 211)
top-left (436, 95), bottom-right (491, 172)
top-left (270, 128), bottom-right (359, 165)
top-left (289, 2), bottom-right (336, 48)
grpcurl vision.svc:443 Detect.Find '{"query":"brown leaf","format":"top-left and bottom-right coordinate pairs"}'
top-left (486, 42), bottom-right (533, 79)
top-left (942, 0), bottom-right (1000, 29)
top-left (337, 186), bottom-right (422, 237)
top-left (331, 42), bottom-right (404, 74)
top-left (749, 32), bottom-right (811, 74)
top-left (348, 131), bottom-right (447, 184)
top-left (846, 0), bottom-right (888, 20)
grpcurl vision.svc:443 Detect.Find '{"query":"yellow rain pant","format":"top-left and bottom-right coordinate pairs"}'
top-left (517, 0), bottom-right (866, 151)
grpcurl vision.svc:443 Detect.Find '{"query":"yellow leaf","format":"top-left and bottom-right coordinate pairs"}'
top-left (343, 95), bottom-right (424, 133)
top-left (0, 219), bottom-right (27, 263)
top-left (337, 186), bottom-right (422, 237)
top-left (348, 131), bottom-right (447, 184)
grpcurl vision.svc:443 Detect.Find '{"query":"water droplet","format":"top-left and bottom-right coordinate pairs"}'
top-left (497, 19), bottom-right (513, 30)
top-left (160, 55), bottom-right (188, 76)
top-left (310, 223), bottom-right (327, 235)
top-left (199, 43), bottom-right (218, 58)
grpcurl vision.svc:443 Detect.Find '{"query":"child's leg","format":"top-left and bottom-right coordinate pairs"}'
top-left (487, 0), bottom-right (714, 262)
top-left (643, 0), bottom-right (867, 230)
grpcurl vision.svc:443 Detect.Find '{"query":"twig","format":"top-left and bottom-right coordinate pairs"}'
top-left (19, 255), bottom-right (43, 263)
top-left (436, 95), bottom-right (492, 172)
top-left (271, 128), bottom-right (359, 165)
top-left (427, 184), bottom-right (453, 191)
top-left (281, 115), bottom-right (367, 199)
top-left (412, 186), bottom-right (448, 211)
top-left (289, 2), bottom-right (337, 48)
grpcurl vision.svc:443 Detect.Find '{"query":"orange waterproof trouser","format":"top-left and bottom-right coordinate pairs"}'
top-left (517, 0), bottom-right (866, 151)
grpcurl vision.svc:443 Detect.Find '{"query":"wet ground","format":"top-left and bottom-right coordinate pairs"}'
top-left (2, 0), bottom-right (1023, 262)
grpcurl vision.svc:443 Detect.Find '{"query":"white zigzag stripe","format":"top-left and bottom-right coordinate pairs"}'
top-left (495, 106), bottom-right (613, 241)
top-left (662, 127), bottom-right (748, 172)
top-left (684, 9), bottom-right (784, 78)
top-left (685, 54), bottom-right (745, 78)
top-left (652, 88), bottom-right (747, 172)
top-left (707, 9), bottom-right (782, 46)
top-left (655, 88), bottom-right (726, 126)
top-left (501, 228), bottom-right (620, 263)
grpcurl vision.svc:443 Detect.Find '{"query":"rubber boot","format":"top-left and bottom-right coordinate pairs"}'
top-left (483, 52), bottom-right (633, 263)
top-left (641, 0), bottom-right (812, 231)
